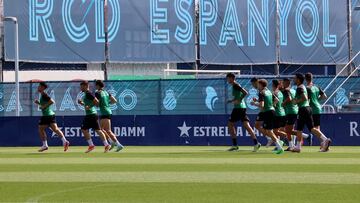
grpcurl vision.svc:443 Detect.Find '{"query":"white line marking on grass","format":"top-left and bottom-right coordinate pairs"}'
top-left (1, 172), bottom-right (360, 184)
top-left (1, 158), bottom-right (360, 165)
top-left (25, 183), bottom-right (112, 203)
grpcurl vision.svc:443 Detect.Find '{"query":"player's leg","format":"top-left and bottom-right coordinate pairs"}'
top-left (263, 111), bottom-right (284, 154)
top-left (273, 117), bottom-right (287, 139)
top-left (38, 124), bottom-right (49, 152)
top-left (91, 115), bottom-right (110, 153)
top-left (82, 129), bottom-right (95, 153)
top-left (264, 129), bottom-right (284, 154)
top-left (243, 121), bottom-right (261, 152)
top-left (49, 122), bottom-right (69, 152)
top-left (100, 118), bottom-right (115, 150)
top-left (293, 109), bottom-right (306, 153)
top-left (227, 121), bottom-right (239, 151)
top-left (298, 113), bottom-right (314, 146)
top-left (313, 114), bottom-right (321, 130)
top-left (304, 107), bottom-right (331, 152)
top-left (95, 129), bottom-right (111, 153)
top-left (311, 128), bottom-right (331, 152)
top-left (240, 108), bottom-right (261, 152)
top-left (101, 118), bottom-right (124, 152)
top-left (255, 113), bottom-right (272, 147)
top-left (227, 109), bottom-right (240, 151)
top-left (82, 116), bottom-right (96, 153)
top-left (284, 115), bottom-right (296, 151)
top-left (308, 113), bottom-right (331, 152)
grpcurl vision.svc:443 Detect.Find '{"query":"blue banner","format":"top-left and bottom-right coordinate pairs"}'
top-left (0, 77), bottom-right (359, 117)
top-left (4, 0), bottom-right (195, 63)
top-left (279, 0), bottom-right (349, 64)
top-left (0, 114), bottom-right (359, 146)
top-left (199, 0), bottom-right (277, 64)
top-left (199, 0), bottom-right (349, 65)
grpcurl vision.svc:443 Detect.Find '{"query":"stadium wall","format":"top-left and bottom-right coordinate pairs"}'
top-left (0, 114), bottom-right (359, 146)
top-left (0, 77), bottom-right (358, 117)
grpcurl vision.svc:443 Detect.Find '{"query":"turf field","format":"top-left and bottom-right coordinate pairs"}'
top-left (0, 146), bottom-right (360, 203)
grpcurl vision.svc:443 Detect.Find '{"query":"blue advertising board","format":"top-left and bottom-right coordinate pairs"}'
top-left (4, 0), bottom-right (195, 63)
top-left (0, 77), bottom-right (359, 116)
top-left (0, 114), bottom-right (359, 146)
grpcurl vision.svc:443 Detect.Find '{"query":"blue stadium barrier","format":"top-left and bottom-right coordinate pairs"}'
top-left (0, 114), bottom-right (359, 146)
top-left (0, 77), bottom-right (359, 117)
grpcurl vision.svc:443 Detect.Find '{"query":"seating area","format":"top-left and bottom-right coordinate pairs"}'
top-left (342, 91), bottom-right (360, 112)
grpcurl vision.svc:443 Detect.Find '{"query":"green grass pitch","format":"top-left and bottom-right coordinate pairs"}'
top-left (0, 146), bottom-right (360, 203)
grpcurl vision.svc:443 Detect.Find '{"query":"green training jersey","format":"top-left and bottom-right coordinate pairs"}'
top-left (282, 88), bottom-right (298, 115)
top-left (295, 85), bottom-right (310, 108)
top-left (82, 91), bottom-right (97, 115)
top-left (232, 83), bottom-right (247, 109)
top-left (274, 90), bottom-right (286, 116)
top-left (259, 88), bottom-right (275, 112)
top-left (307, 85), bottom-right (324, 115)
top-left (40, 93), bottom-right (55, 116)
top-left (95, 90), bottom-right (112, 116)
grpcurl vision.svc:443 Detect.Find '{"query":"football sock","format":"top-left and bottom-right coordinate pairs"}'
top-left (61, 137), bottom-right (67, 144)
top-left (232, 138), bottom-right (238, 146)
top-left (320, 134), bottom-right (328, 142)
top-left (302, 133), bottom-right (309, 139)
top-left (42, 141), bottom-right (48, 147)
top-left (289, 140), bottom-right (294, 148)
top-left (103, 140), bottom-right (109, 146)
top-left (87, 139), bottom-right (94, 146)
top-left (275, 139), bottom-right (282, 149)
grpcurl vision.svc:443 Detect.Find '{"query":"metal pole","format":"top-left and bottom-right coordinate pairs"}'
top-left (275, 0), bottom-right (280, 76)
top-left (15, 19), bottom-right (19, 117)
top-left (103, 0), bottom-right (109, 80)
top-left (347, 0), bottom-right (353, 75)
top-left (195, 0), bottom-right (200, 73)
top-left (4, 17), bottom-right (19, 116)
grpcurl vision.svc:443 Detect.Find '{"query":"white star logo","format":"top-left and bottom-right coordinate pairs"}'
top-left (178, 121), bottom-right (192, 137)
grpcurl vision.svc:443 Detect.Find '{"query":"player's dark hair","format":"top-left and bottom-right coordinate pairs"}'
top-left (95, 80), bottom-right (105, 88)
top-left (305, 72), bottom-right (313, 82)
top-left (272, 79), bottom-right (280, 87)
top-left (258, 79), bottom-right (268, 87)
top-left (80, 81), bottom-right (89, 86)
top-left (226, 73), bottom-right (236, 79)
top-left (250, 77), bottom-right (258, 83)
top-left (295, 73), bottom-right (305, 84)
top-left (282, 78), bottom-right (290, 83)
top-left (39, 82), bottom-right (48, 89)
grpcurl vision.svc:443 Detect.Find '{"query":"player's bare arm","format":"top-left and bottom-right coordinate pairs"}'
top-left (110, 95), bottom-right (117, 104)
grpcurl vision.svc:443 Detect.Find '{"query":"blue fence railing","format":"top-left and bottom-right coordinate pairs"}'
top-left (0, 77), bottom-right (359, 117)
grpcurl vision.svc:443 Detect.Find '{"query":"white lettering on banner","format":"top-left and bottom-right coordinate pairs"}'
top-left (350, 122), bottom-right (359, 137)
top-left (53, 127), bottom-right (145, 137)
top-left (179, 121), bottom-right (265, 137)
top-left (114, 127), bottom-right (146, 137)
top-left (54, 127), bottom-right (96, 137)
top-left (192, 126), bottom-right (262, 137)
